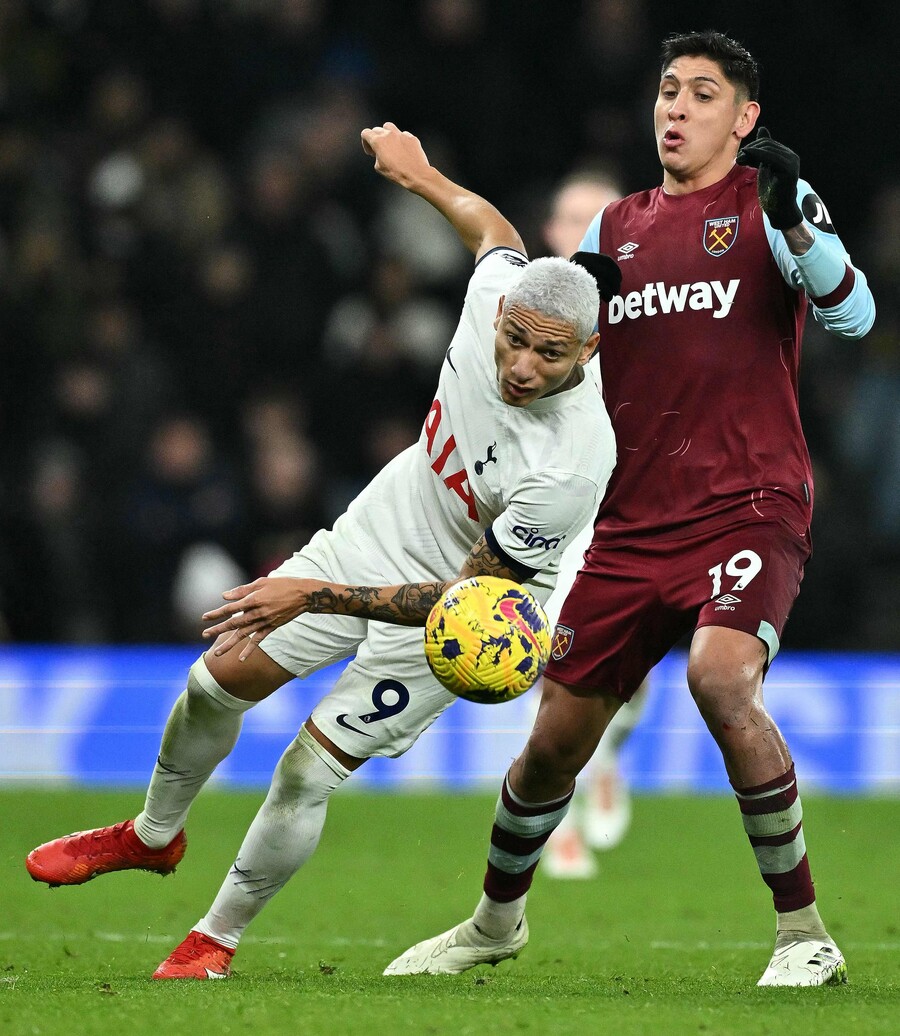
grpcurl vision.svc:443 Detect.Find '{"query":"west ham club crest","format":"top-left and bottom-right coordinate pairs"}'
top-left (704, 216), bottom-right (739, 256)
top-left (551, 624), bottom-right (575, 660)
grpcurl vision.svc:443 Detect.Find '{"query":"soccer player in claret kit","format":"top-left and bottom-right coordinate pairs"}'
top-left (25, 123), bottom-right (620, 979)
top-left (386, 31), bottom-right (875, 987)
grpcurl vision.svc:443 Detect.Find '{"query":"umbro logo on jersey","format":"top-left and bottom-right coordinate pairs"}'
top-left (704, 216), bottom-right (739, 256)
top-left (714, 593), bottom-right (742, 612)
top-left (474, 442), bottom-right (497, 475)
top-left (617, 242), bottom-right (639, 260)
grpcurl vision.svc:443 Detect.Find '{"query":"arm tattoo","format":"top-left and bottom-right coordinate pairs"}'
top-left (314, 581), bottom-right (449, 626)
top-left (306, 534), bottom-right (519, 626)
top-left (465, 539), bottom-right (513, 578)
top-left (783, 222), bottom-right (815, 256)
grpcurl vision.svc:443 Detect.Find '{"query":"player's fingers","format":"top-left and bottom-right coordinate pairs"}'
top-left (238, 628), bottom-right (270, 663)
top-left (201, 600), bottom-right (247, 621)
top-left (209, 630), bottom-right (242, 656)
top-left (202, 612), bottom-right (251, 639)
top-left (222, 581), bottom-right (266, 600)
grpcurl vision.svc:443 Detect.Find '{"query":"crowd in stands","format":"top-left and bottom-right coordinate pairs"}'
top-left (1, 0), bottom-right (897, 650)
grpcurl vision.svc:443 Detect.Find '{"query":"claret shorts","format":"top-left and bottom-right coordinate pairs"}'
top-left (545, 519), bottom-right (811, 701)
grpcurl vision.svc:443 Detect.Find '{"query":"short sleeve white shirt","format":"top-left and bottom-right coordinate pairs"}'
top-left (336, 246), bottom-right (617, 601)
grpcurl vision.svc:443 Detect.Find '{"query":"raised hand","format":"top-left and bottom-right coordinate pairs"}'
top-left (360, 121), bottom-right (431, 190)
top-left (737, 126), bottom-right (803, 231)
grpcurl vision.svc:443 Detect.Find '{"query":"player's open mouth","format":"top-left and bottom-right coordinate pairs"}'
top-left (663, 129), bottom-right (683, 147)
top-left (505, 382), bottom-right (532, 400)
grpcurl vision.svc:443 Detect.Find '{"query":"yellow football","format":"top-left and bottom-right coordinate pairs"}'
top-left (424, 576), bottom-right (551, 704)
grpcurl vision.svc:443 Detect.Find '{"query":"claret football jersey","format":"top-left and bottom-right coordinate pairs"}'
top-left (339, 247), bottom-right (617, 600)
top-left (580, 162), bottom-right (851, 540)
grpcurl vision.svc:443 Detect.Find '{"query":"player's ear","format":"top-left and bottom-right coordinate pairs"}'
top-left (735, 100), bottom-right (760, 141)
top-left (494, 296), bottom-right (505, 329)
top-left (579, 332), bottom-right (600, 364)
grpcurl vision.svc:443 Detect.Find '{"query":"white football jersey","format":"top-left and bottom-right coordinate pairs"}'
top-left (335, 247), bottom-right (617, 602)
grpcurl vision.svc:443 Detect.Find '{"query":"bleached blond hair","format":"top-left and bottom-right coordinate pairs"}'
top-left (502, 256), bottom-right (599, 345)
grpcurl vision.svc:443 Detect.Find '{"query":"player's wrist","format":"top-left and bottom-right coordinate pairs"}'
top-left (781, 223), bottom-right (813, 255)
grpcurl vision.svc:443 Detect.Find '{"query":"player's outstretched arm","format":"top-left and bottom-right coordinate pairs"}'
top-left (361, 122), bottom-right (524, 260)
top-left (201, 535), bottom-right (523, 660)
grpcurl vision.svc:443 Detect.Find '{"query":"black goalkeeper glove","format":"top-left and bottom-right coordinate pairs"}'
top-left (569, 251), bottom-right (622, 302)
top-left (736, 126), bottom-right (803, 231)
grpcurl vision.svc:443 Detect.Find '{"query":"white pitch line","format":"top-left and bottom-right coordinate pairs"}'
top-left (651, 940), bottom-right (900, 952)
top-left (1, 932), bottom-right (894, 951)
top-left (0, 931), bottom-right (388, 948)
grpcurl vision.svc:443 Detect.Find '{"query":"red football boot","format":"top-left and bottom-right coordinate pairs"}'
top-left (153, 931), bottom-right (235, 980)
top-left (25, 820), bottom-right (186, 887)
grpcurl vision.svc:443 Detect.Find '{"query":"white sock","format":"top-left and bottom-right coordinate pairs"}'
top-left (134, 657), bottom-right (255, 848)
top-left (776, 902), bottom-right (829, 942)
top-left (472, 892), bottom-right (526, 940)
top-left (194, 725), bottom-right (351, 949)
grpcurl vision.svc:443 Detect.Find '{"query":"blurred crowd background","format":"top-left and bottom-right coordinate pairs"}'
top-left (1, 0), bottom-right (897, 649)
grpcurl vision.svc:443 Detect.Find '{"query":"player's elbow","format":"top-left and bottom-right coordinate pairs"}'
top-left (823, 306), bottom-right (876, 340)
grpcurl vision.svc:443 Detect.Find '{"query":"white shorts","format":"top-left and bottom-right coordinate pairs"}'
top-left (259, 525), bottom-right (457, 760)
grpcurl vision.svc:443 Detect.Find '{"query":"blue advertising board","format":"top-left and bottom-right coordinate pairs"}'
top-left (1, 646), bottom-right (898, 793)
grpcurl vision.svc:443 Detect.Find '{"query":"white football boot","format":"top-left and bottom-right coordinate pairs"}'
top-left (583, 764), bottom-right (632, 851)
top-left (543, 824), bottom-right (599, 880)
top-left (757, 936), bottom-right (848, 987)
top-left (383, 916), bottom-right (529, 975)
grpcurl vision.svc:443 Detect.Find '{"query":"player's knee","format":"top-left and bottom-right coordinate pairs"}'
top-left (271, 726), bottom-right (348, 806)
top-left (521, 725), bottom-right (588, 786)
top-left (186, 656), bottom-right (256, 716)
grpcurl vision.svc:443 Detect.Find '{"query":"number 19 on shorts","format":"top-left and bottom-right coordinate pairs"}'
top-left (708, 550), bottom-right (762, 599)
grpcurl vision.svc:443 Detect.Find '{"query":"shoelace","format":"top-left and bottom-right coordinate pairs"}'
top-left (63, 822), bottom-right (132, 856)
top-left (166, 936), bottom-right (215, 965)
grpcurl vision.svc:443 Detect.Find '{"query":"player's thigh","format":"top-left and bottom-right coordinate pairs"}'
top-left (546, 550), bottom-right (691, 701)
top-left (257, 536), bottom-right (383, 680)
top-left (693, 520), bottom-right (810, 666)
top-left (311, 623), bottom-right (457, 760)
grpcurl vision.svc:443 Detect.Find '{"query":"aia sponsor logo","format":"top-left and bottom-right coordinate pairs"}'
top-left (704, 216), bottom-right (739, 256)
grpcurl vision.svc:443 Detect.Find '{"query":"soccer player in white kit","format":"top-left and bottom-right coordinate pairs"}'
top-left (26, 122), bottom-right (619, 980)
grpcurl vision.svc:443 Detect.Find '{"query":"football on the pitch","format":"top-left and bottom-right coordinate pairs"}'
top-left (424, 576), bottom-right (551, 704)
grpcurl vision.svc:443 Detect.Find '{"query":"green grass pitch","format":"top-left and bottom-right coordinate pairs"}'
top-left (2, 788), bottom-right (898, 1034)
